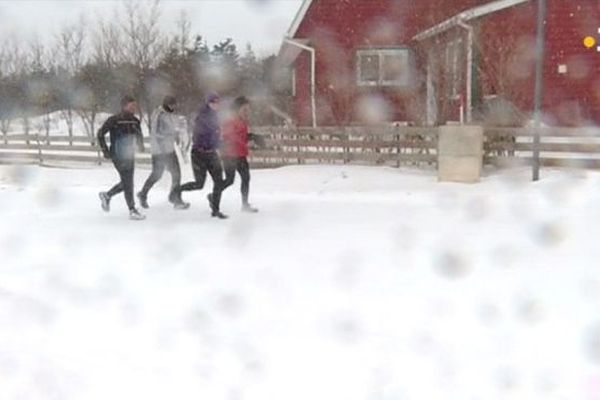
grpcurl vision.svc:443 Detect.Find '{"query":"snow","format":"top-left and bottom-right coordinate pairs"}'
top-left (1, 163), bottom-right (600, 399)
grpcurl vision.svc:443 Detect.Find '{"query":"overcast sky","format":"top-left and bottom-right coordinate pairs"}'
top-left (0, 0), bottom-right (303, 56)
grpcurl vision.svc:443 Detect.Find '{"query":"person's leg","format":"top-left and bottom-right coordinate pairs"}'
top-left (238, 157), bottom-right (250, 206)
top-left (106, 156), bottom-right (126, 198)
top-left (222, 156), bottom-right (236, 191)
top-left (165, 152), bottom-right (183, 202)
top-left (206, 152), bottom-right (227, 216)
top-left (121, 163), bottom-right (136, 211)
top-left (140, 154), bottom-right (166, 199)
top-left (179, 150), bottom-right (207, 192)
top-left (108, 157), bottom-right (135, 211)
top-left (106, 182), bottom-right (123, 198)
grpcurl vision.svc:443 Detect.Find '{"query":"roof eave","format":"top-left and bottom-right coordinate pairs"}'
top-left (287, 0), bottom-right (314, 38)
top-left (413, 0), bottom-right (532, 41)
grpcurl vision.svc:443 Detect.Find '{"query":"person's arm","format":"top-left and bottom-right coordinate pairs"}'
top-left (150, 110), bottom-right (161, 139)
top-left (152, 110), bottom-right (169, 152)
top-left (135, 119), bottom-right (145, 152)
top-left (96, 116), bottom-right (114, 158)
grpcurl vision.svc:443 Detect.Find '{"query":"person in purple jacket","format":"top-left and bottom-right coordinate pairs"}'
top-left (176, 92), bottom-right (229, 219)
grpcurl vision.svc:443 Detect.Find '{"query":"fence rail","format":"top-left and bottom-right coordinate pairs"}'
top-left (1, 126), bottom-right (600, 169)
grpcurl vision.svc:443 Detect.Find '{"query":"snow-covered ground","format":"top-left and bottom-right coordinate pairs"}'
top-left (1, 163), bottom-right (600, 400)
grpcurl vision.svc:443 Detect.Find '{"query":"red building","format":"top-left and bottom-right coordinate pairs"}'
top-left (278, 0), bottom-right (600, 127)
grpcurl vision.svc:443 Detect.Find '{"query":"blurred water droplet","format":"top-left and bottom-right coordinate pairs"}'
top-left (536, 221), bottom-right (567, 247)
top-left (434, 250), bottom-right (472, 279)
top-left (332, 314), bottom-right (362, 344)
top-left (227, 218), bottom-right (257, 249)
top-left (335, 249), bottom-right (362, 289)
top-left (153, 239), bottom-right (185, 267)
top-left (581, 277), bottom-right (600, 302)
top-left (216, 292), bottom-right (244, 318)
top-left (535, 371), bottom-right (558, 395)
top-left (477, 302), bottom-right (501, 325)
top-left (0, 351), bottom-right (18, 376)
top-left (583, 322), bottom-right (600, 366)
top-left (465, 195), bottom-right (491, 221)
top-left (515, 295), bottom-right (544, 324)
top-left (494, 366), bottom-right (521, 392)
top-left (35, 184), bottom-right (61, 209)
top-left (3, 165), bottom-right (34, 186)
top-left (490, 244), bottom-right (518, 269)
top-left (355, 95), bottom-right (392, 125)
top-left (97, 274), bottom-right (122, 298)
top-left (391, 224), bottom-right (416, 251)
top-left (187, 306), bottom-right (211, 333)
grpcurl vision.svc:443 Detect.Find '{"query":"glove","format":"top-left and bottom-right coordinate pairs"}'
top-left (248, 133), bottom-right (266, 148)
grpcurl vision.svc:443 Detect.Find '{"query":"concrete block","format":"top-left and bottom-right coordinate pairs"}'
top-left (438, 155), bottom-right (482, 183)
top-left (438, 125), bottom-right (484, 157)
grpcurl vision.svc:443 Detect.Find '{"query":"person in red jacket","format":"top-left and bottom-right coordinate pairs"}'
top-left (221, 96), bottom-right (261, 213)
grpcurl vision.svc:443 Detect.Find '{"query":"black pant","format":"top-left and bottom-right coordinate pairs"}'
top-left (140, 152), bottom-right (182, 202)
top-left (223, 157), bottom-right (251, 206)
top-left (179, 150), bottom-right (227, 212)
top-left (107, 156), bottom-right (135, 210)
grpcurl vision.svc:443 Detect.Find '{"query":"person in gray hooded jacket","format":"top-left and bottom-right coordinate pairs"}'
top-left (138, 95), bottom-right (189, 209)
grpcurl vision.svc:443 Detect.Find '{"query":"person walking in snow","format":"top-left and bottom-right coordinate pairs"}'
top-left (221, 96), bottom-right (263, 213)
top-left (137, 95), bottom-right (190, 210)
top-left (97, 95), bottom-right (146, 220)
top-left (175, 92), bottom-right (229, 219)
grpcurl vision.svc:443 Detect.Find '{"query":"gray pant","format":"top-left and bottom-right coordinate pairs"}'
top-left (140, 152), bottom-right (182, 202)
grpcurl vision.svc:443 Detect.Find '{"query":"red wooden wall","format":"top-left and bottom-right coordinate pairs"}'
top-left (290, 0), bottom-right (600, 126)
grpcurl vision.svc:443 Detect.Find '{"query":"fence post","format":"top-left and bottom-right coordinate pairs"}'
top-left (343, 127), bottom-right (350, 165)
top-left (35, 134), bottom-right (43, 165)
top-left (395, 129), bottom-right (401, 168)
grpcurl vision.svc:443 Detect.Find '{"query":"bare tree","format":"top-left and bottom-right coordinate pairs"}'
top-left (27, 37), bottom-right (56, 142)
top-left (174, 10), bottom-right (191, 57)
top-left (0, 36), bottom-right (29, 76)
top-left (120, 0), bottom-right (168, 129)
top-left (0, 37), bottom-right (27, 137)
top-left (55, 18), bottom-right (87, 141)
top-left (121, 0), bottom-right (166, 69)
top-left (57, 19), bottom-right (86, 74)
top-left (92, 16), bottom-right (125, 68)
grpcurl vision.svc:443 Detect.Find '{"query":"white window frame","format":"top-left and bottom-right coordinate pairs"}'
top-left (356, 48), bottom-right (411, 87)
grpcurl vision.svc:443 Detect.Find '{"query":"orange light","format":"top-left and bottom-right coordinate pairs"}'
top-left (583, 36), bottom-right (596, 49)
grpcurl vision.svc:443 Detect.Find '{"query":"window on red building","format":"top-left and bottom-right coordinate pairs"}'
top-left (356, 48), bottom-right (411, 87)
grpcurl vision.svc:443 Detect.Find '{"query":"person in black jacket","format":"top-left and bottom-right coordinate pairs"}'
top-left (176, 92), bottom-right (229, 219)
top-left (97, 95), bottom-right (146, 220)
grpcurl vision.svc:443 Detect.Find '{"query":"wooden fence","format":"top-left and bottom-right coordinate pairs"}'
top-left (1, 126), bottom-right (600, 169)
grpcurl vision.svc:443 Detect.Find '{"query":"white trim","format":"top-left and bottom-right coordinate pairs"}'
top-left (283, 37), bottom-right (317, 128)
top-left (458, 22), bottom-right (474, 123)
top-left (413, 0), bottom-right (531, 41)
top-left (287, 0), bottom-right (314, 38)
top-left (292, 67), bottom-right (297, 97)
top-left (426, 50), bottom-right (437, 126)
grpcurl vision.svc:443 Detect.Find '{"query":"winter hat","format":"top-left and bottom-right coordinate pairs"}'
top-left (205, 91), bottom-right (220, 104)
top-left (121, 95), bottom-right (136, 108)
top-left (163, 95), bottom-right (177, 112)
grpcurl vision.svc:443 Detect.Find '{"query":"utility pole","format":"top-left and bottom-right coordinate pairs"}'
top-left (532, 0), bottom-right (547, 181)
